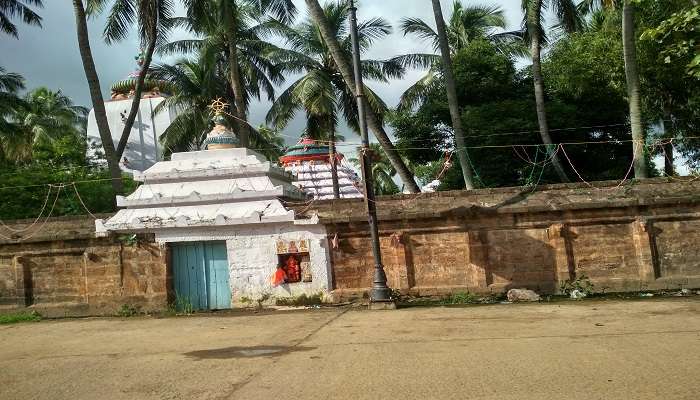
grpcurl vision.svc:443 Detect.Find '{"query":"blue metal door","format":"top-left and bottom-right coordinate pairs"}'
top-left (172, 241), bottom-right (231, 310)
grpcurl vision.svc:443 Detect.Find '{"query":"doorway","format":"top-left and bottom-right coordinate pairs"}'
top-left (171, 241), bottom-right (231, 310)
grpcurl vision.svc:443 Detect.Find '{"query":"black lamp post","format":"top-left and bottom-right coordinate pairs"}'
top-left (348, 0), bottom-right (393, 305)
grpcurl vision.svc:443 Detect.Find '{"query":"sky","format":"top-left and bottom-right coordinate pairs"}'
top-left (0, 0), bottom-right (527, 152)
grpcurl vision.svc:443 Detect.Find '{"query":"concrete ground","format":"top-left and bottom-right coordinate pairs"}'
top-left (1, 298), bottom-right (699, 400)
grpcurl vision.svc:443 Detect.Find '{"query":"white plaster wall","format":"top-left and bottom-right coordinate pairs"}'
top-left (155, 223), bottom-right (331, 305)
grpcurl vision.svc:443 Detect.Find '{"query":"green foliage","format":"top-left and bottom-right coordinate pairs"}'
top-left (174, 295), bottom-right (194, 315)
top-left (1, 87), bottom-right (88, 164)
top-left (0, 165), bottom-right (136, 221)
top-left (117, 304), bottom-right (140, 317)
top-left (560, 274), bottom-right (595, 297)
top-left (0, 310), bottom-right (41, 324)
top-left (642, 5), bottom-right (700, 78)
top-left (392, 38), bottom-right (633, 190)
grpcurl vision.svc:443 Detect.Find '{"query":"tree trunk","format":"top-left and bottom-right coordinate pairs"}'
top-left (115, 15), bottom-right (159, 159)
top-left (72, 0), bottom-right (123, 196)
top-left (329, 131), bottom-right (340, 198)
top-left (227, 40), bottom-right (251, 148)
top-left (224, 5), bottom-right (250, 148)
top-left (304, 0), bottom-right (420, 193)
top-left (529, 0), bottom-right (570, 183)
top-left (623, 0), bottom-right (648, 178)
top-left (431, 0), bottom-right (474, 190)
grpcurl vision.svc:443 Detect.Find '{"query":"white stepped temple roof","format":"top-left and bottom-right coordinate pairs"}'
top-left (285, 162), bottom-right (363, 200)
top-left (96, 148), bottom-right (307, 234)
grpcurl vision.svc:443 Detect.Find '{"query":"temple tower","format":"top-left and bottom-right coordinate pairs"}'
top-left (280, 136), bottom-right (363, 200)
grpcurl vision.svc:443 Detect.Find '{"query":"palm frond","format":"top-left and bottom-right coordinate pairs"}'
top-left (399, 17), bottom-right (438, 49)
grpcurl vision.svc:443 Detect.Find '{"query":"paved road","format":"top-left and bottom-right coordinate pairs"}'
top-left (1, 298), bottom-right (699, 399)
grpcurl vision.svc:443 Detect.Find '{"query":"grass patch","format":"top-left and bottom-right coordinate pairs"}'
top-left (0, 310), bottom-right (41, 324)
top-left (275, 293), bottom-right (323, 307)
top-left (117, 304), bottom-right (141, 317)
top-left (441, 291), bottom-right (478, 305)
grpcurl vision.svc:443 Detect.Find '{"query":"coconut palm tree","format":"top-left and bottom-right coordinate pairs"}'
top-left (177, 0), bottom-right (297, 148)
top-left (1, 87), bottom-right (87, 162)
top-left (0, 67), bottom-right (26, 162)
top-left (300, 0), bottom-right (420, 193)
top-left (578, 0), bottom-right (647, 178)
top-left (87, 0), bottom-right (179, 160)
top-left (396, 2), bottom-right (523, 110)
top-left (72, 0), bottom-right (123, 194)
top-left (430, 0), bottom-right (474, 189)
top-left (150, 53), bottom-right (285, 161)
top-left (579, 0), bottom-right (644, 179)
top-left (0, 0), bottom-right (43, 38)
top-left (522, 0), bottom-right (582, 183)
top-left (266, 2), bottom-right (402, 138)
top-left (159, 3), bottom-right (295, 121)
top-left (150, 56), bottom-right (227, 155)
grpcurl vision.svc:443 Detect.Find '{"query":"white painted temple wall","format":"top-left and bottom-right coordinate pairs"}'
top-left (87, 97), bottom-right (177, 172)
top-left (155, 223), bottom-right (331, 305)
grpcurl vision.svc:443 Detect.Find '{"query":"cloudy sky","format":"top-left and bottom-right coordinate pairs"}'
top-left (0, 0), bottom-right (527, 153)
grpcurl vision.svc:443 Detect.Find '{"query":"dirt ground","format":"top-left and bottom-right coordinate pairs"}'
top-left (1, 298), bottom-right (699, 400)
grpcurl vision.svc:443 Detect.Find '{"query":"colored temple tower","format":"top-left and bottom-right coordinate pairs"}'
top-left (86, 51), bottom-right (177, 172)
top-left (280, 136), bottom-right (363, 200)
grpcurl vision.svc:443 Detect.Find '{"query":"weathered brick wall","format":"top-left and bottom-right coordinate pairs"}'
top-left (309, 178), bottom-right (700, 299)
top-left (0, 216), bottom-right (168, 316)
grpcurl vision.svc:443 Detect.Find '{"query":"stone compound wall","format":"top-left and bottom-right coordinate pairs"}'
top-left (0, 216), bottom-right (168, 316)
top-left (3, 178), bottom-right (700, 315)
top-left (155, 223), bottom-right (332, 306)
top-left (304, 178), bottom-right (700, 300)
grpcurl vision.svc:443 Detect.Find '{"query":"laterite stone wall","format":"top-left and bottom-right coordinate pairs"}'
top-left (306, 178), bottom-right (700, 300)
top-left (0, 216), bottom-right (168, 316)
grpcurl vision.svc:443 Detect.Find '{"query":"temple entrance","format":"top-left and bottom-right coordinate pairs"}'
top-left (171, 241), bottom-right (231, 310)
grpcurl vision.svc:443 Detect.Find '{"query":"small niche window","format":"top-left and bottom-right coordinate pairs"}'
top-left (276, 240), bottom-right (312, 283)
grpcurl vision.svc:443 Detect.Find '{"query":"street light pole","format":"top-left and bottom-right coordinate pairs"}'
top-left (348, 0), bottom-right (393, 305)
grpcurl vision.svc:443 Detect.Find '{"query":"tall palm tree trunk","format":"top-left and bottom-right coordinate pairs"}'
top-left (622, 0), bottom-right (648, 178)
top-left (431, 0), bottom-right (474, 190)
top-left (227, 40), bottom-right (251, 148)
top-left (115, 17), bottom-right (159, 159)
top-left (223, 5), bottom-right (250, 148)
top-left (304, 0), bottom-right (420, 193)
top-left (329, 130), bottom-right (340, 198)
top-left (528, 0), bottom-right (570, 183)
top-left (72, 0), bottom-right (123, 195)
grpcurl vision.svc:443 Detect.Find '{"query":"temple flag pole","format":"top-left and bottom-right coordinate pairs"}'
top-left (348, 0), bottom-right (394, 307)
